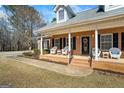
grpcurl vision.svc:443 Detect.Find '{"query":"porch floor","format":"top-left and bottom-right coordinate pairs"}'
top-left (41, 54), bottom-right (124, 63)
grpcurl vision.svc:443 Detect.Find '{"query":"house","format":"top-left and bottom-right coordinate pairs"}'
top-left (36, 5), bottom-right (124, 69)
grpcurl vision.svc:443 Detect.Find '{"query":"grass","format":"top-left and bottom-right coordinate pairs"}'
top-left (0, 58), bottom-right (124, 88)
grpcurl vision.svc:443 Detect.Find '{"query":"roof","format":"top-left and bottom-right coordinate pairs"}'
top-left (37, 6), bottom-right (124, 33)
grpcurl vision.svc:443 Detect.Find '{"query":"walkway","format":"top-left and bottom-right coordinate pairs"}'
top-left (11, 57), bottom-right (93, 77)
top-left (0, 51), bottom-right (93, 77)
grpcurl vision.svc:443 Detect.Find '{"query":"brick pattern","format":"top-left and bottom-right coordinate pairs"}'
top-left (39, 55), bottom-right (124, 74)
top-left (118, 32), bottom-right (121, 49)
top-left (71, 58), bottom-right (90, 68)
top-left (73, 36), bottom-right (80, 55)
top-left (48, 26), bottom-right (124, 57)
top-left (39, 55), bottom-right (68, 64)
top-left (92, 60), bottom-right (124, 74)
top-left (39, 55), bottom-right (90, 68)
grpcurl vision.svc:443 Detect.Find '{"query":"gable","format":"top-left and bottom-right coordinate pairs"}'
top-left (53, 5), bottom-right (75, 23)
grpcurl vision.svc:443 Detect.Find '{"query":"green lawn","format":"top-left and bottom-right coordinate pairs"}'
top-left (0, 59), bottom-right (124, 88)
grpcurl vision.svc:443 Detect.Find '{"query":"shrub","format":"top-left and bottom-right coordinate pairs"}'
top-left (43, 49), bottom-right (50, 54)
top-left (23, 52), bottom-right (33, 56)
top-left (33, 49), bottom-right (41, 58)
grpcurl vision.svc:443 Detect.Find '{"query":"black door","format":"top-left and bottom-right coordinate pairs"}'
top-left (82, 37), bottom-right (90, 55)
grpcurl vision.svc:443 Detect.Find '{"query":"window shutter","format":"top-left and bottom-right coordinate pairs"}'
top-left (63, 38), bottom-right (66, 48)
top-left (60, 38), bottom-right (62, 49)
top-left (121, 32), bottom-right (124, 50)
top-left (52, 39), bottom-right (54, 47)
top-left (73, 37), bottom-right (76, 50)
top-left (98, 35), bottom-right (100, 49)
top-left (113, 33), bottom-right (118, 48)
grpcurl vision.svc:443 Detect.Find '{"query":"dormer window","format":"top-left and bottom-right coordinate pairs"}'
top-left (59, 9), bottom-right (64, 20)
top-left (54, 5), bottom-right (75, 23)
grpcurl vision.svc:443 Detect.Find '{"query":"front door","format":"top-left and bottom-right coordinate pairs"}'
top-left (81, 36), bottom-right (90, 55)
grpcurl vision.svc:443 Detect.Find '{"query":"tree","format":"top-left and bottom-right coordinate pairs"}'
top-left (0, 14), bottom-right (11, 51)
top-left (3, 5), bottom-right (46, 50)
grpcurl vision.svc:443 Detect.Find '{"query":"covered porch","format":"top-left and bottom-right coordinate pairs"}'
top-left (37, 13), bottom-right (124, 74)
top-left (39, 26), bottom-right (124, 62)
top-left (40, 28), bottom-right (100, 61)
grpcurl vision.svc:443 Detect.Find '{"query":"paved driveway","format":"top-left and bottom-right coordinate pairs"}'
top-left (0, 51), bottom-right (93, 77)
top-left (0, 50), bottom-right (31, 57)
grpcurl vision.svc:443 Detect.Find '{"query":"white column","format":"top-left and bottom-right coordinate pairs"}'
top-left (95, 29), bottom-right (98, 60)
top-left (68, 32), bottom-right (71, 59)
top-left (40, 35), bottom-right (43, 55)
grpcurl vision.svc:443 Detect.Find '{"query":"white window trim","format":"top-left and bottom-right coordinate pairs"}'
top-left (56, 7), bottom-right (68, 23)
top-left (43, 39), bottom-right (50, 50)
top-left (54, 38), bottom-right (60, 49)
top-left (58, 9), bottom-right (64, 21)
top-left (100, 33), bottom-right (113, 50)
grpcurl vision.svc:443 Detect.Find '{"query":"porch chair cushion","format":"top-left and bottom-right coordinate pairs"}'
top-left (92, 48), bottom-right (101, 58)
top-left (109, 48), bottom-right (120, 54)
top-left (50, 46), bottom-right (57, 54)
top-left (62, 46), bottom-right (68, 55)
top-left (109, 47), bottom-right (122, 59)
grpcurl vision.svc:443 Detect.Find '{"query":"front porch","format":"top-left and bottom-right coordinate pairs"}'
top-left (39, 26), bottom-right (124, 59)
top-left (39, 54), bottom-right (124, 74)
top-left (38, 23), bottom-right (124, 74)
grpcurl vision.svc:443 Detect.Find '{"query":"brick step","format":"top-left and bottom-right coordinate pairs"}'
top-left (71, 58), bottom-right (89, 63)
top-left (71, 61), bottom-right (90, 65)
top-left (71, 62), bottom-right (90, 67)
top-left (70, 62), bottom-right (90, 68)
top-left (72, 60), bottom-right (89, 65)
top-left (71, 58), bottom-right (90, 68)
top-left (40, 55), bottom-right (91, 67)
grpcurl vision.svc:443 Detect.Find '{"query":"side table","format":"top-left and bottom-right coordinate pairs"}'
top-left (57, 50), bottom-right (62, 55)
top-left (102, 51), bottom-right (109, 58)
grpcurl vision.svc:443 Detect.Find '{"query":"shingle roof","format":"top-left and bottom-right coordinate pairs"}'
top-left (37, 7), bottom-right (124, 32)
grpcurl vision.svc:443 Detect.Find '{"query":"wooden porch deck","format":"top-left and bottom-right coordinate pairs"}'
top-left (39, 54), bottom-right (124, 74)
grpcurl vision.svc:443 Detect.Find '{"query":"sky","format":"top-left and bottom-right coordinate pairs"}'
top-left (0, 5), bottom-right (97, 23)
top-left (32, 5), bottom-right (96, 23)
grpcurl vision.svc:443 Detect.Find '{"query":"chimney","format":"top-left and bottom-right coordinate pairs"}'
top-left (97, 5), bottom-right (105, 12)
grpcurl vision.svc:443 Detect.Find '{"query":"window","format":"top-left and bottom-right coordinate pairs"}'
top-left (54, 39), bottom-right (60, 49)
top-left (59, 9), bottom-right (64, 20)
top-left (66, 37), bottom-right (76, 50)
top-left (100, 34), bottom-right (113, 50)
top-left (43, 39), bottom-right (49, 50)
